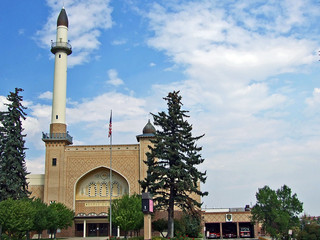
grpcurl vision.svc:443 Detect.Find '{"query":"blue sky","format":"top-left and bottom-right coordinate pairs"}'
top-left (1, 0), bottom-right (320, 215)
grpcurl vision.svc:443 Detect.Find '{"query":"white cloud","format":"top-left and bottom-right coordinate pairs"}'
top-left (106, 69), bottom-right (124, 86)
top-left (18, 29), bottom-right (25, 35)
top-left (26, 156), bottom-right (45, 174)
top-left (146, 2), bottom-right (316, 89)
top-left (140, 0), bottom-right (320, 212)
top-left (36, 0), bottom-right (113, 67)
top-left (305, 88), bottom-right (320, 115)
top-left (0, 96), bottom-right (8, 111)
top-left (111, 39), bottom-right (127, 45)
top-left (38, 91), bottom-right (52, 100)
top-left (67, 91), bottom-right (146, 124)
top-left (149, 63), bottom-right (156, 67)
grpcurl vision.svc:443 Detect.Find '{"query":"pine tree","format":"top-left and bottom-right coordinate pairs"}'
top-left (0, 88), bottom-right (30, 201)
top-left (139, 91), bottom-right (208, 238)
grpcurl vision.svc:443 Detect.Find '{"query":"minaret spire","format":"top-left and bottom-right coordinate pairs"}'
top-left (48, 7), bottom-right (72, 143)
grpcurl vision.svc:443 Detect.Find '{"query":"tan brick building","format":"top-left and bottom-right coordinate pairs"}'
top-left (28, 120), bottom-right (158, 238)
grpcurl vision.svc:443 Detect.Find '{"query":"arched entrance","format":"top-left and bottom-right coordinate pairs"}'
top-left (74, 167), bottom-right (129, 237)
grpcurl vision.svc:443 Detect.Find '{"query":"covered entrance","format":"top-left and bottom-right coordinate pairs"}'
top-left (75, 217), bottom-right (110, 238)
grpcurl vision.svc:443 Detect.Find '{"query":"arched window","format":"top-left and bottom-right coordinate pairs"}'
top-left (112, 181), bottom-right (119, 196)
top-left (88, 182), bottom-right (97, 197)
top-left (100, 182), bottom-right (108, 197)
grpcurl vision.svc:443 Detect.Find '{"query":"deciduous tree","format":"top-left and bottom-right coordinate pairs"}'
top-left (31, 198), bottom-right (49, 239)
top-left (152, 218), bottom-right (168, 237)
top-left (47, 202), bottom-right (74, 239)
top-left (0, 198), bottom-right (35, 240)
top-left (109, 193), bottom-right (144, 238)
top-left (139, 91), bottom-right (208, 238)
top-left (251, 185), bottom-right (303, 239)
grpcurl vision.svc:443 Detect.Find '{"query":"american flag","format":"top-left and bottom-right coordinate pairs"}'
top-left (108, 110), bottom-right (112, 138)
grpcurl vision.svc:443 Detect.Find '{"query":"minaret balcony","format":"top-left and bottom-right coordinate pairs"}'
top-left (42, 132), bottom-right (73, 145)
top-left (51, 42), bottom-right (72, 55)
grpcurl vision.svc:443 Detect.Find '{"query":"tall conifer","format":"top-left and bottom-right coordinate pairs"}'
top-left (139, 91), bottom-right (208, 238)
top-left (0, 88), bottom-right (30, 201)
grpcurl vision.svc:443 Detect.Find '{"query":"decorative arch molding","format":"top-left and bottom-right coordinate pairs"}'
top-left (88, 182), bottom-right (97, 197)
top-left (73, 166), bottom-right (130, 209)
top-left (74, 165), bottom-right (130, 189)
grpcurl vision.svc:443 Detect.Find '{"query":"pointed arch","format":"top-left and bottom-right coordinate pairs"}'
top-left (73, 166), bottom-right (130, 209)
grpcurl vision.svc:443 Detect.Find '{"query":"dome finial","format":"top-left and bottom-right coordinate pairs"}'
top-left (143, 119), bottom-right (155, 134)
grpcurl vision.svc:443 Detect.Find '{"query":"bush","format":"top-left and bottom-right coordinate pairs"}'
top-left (109, 236), bottom-right (121, 240)
top-left (182, 213), bottom-right (201, 238)
top-left (130, 236), bottom-right (144, 240)
top-left (152, 237), bottom-right (167, 240)
top-left (174, 219), bottom-right (185, 237)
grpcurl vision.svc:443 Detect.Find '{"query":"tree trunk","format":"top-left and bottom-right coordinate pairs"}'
top-left (0, 224), bottom-right (2, 240)
top-left (167, 197), bottom-right (175, 238)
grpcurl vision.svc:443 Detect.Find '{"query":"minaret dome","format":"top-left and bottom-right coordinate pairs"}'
top-left (57, 7), bottom-right (69, 27)
top-left (143, 119), bottom-right (156, 134)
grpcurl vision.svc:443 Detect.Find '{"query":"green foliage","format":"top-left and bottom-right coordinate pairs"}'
top-left (109, 193), bottom-right (144, 237)
top-left (174, 219), bottom-right (185, 237)
top-left (0, 88), bottom-right (30, 201)
top-left (152, 218), bottom-right (168, 237)
top-left (31, 198), bottom-right (49, 236)
top-left (139, 91), bottom-right (208, 237)
top-left (47, 202), bottom-right (74, 238)
top-left (0, 198), bottom-right (73, 240)
top-left (251, 185), bottom-right (303, 239)
top-left (109, 236), bottom-right (120, 240)
top-left (181, 212), bottom-right (201, 238)
top-left (170, 233), bottom-right (197, 240)
top-left (0, 198), bottom-right (35, 240)
top-left (152, 237), bottom-right (167, 240)
top-left (297, 215), bottom-right (320, 240)
top-left (129, 236), bottom-right (144, 240)
top-left (297, 223), bottom-right (320, 240)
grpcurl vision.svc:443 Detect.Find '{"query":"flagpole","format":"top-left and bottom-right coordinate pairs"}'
top-left (109, 110), bottom-right (113, 237)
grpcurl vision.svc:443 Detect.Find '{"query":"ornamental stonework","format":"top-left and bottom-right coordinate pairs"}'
top-left (65, 155), bottom-right (139, 209)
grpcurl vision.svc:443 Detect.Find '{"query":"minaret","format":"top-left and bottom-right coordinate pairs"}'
top-left (42, 8), bottom-right (72, 205)
top-left (50, 7), bottom-right (72, 135)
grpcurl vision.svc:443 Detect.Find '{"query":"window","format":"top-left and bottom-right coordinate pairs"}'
top-left (52, 158), bottom-right (57, 166)
top-left (56, 115), bottom-right (58, 119)
top-left (76, 224), bottom-right (84, 231)
top-left (59, 54), bottom-right (61, 58)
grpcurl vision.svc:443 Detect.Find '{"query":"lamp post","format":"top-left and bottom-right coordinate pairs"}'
top-left (142, 193), bottom-right (153, 240)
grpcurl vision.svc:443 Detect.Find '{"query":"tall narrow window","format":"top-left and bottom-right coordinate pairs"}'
top-left (56, 115), bottom-right (58, 119)
top-left (59, 54), bottom-right (61, 58)
top-left (52, 158), bottom-right (57, 166)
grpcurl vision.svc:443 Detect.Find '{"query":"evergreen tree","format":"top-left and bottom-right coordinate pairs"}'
top-left (0, 88), bottom-right (30, 201)
top-left (139, 91), bottom-right (208, 238)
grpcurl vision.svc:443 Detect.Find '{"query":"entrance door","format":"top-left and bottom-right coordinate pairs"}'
top-left (88, 223), bottom-right (97, 237)
top-left (99, 223), bottom-right (108, 236)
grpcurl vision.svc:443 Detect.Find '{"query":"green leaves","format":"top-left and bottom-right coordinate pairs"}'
top-left (0, 198), bottom-right (35, 239)
top-left (109, 194), bottom-right (144, 237)
top-left (251, 185), bottom-right (303, 239)
top-left (0, 198), bottom-right (74, 239)
top-left (47, 202), bottom-right (74, 232)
